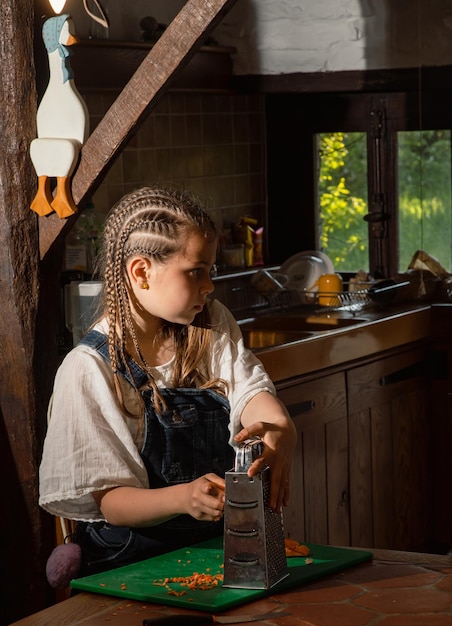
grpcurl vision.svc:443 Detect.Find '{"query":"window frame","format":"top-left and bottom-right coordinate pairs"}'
top-left (265, 73), bottom-right (452, 278)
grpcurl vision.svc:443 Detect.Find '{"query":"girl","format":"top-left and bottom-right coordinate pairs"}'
top-left (39, 187), bottom-right (296, 577)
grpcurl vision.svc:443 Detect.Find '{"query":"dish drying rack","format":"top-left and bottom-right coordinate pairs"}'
top-left (223, 279), bottom-right (371, 319)
top-left (264, 288), bottom-right (371, 313)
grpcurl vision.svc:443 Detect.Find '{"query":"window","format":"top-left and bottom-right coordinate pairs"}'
top-left (317, 128), bottom-right (452, 275)
top-left (266, 82), bottom-right (452, 277)
top-left (397, 130), bottom-right (452, 271)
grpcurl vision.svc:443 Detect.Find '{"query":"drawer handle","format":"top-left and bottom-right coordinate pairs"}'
top-left (287, 400), bottom-right (315, 417)
top-left (380, 362), bottom-right (423, 386)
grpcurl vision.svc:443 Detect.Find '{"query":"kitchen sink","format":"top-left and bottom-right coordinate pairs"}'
top-left (241, 328), bottom-right (316, 349)
top-left (239, 313), bottom-right (368, 333)
top-left (238, 311), bottom-right (370, 349)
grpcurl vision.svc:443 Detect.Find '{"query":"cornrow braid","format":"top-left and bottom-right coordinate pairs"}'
top-left (96, 186), bottom-right (226, 416)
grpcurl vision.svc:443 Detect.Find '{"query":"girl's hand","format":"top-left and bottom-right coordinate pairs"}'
top-left (235, 398), bottom-right (297, 513)
top-left (182, 473), bottom-right (225, 522)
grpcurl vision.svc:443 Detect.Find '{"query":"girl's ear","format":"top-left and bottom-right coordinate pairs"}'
top-left (128, 256), bottom-right (151, 287)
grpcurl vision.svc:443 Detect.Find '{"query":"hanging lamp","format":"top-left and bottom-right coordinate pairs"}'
top-left (47, 0), bottom-right (108, 29)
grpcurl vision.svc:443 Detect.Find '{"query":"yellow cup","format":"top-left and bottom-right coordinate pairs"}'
top-left (316, 273), bottom-right (343, 306)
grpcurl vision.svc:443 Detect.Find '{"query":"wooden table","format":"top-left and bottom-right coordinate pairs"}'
top-left (10, 549), bottom-right (452, 626)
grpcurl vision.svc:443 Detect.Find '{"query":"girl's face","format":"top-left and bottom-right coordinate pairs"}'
top-left (130, 232), bottom-right (217, 327)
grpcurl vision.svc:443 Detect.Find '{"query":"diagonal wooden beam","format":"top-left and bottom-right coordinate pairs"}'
top-left (38, 0), bottom-right (237, 260)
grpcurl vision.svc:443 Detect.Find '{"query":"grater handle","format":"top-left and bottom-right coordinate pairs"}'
top-left (234, 437), bottom-right (264, 472)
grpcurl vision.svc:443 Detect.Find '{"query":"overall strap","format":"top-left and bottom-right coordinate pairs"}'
top-left (79, 330), bottom-right (149, 387)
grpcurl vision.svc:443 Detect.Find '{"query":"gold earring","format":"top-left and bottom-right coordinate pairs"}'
top-left (141, 281), bottom-right (149, 290)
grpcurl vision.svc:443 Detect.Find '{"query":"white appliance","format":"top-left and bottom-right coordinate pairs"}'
top-left (64, 281), bottom-right (103, 345)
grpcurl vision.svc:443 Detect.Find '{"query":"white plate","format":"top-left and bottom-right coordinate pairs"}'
top-left (280, 251), bottom-right (334, 292)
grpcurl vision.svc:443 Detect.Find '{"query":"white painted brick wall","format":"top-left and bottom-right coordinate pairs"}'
top-left (61, 0), bottom-right (452, 75)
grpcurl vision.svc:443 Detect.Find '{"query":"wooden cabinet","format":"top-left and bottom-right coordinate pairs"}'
top-left (429, 305), bottom-right (452, 552)
top-left (347, 346), bottom-right (430, 552)
top-left (277, 371), bottom-right (349, 546)
top-left (277, 342), bottom-right (431, 552)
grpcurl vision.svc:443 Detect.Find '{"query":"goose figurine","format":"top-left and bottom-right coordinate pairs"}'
top-left (30, 14), bottom-right (89, 218)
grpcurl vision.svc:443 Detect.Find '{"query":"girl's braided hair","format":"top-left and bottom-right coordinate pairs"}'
top-left (96, 186), bottom-right (226, 414)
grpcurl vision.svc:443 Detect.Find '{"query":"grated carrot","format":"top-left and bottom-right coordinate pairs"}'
top-left (153, 571), bottom-right (224, 594)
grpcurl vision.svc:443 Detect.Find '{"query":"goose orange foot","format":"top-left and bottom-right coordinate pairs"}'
top-left (30, 175), bottom-right (54, 216)
top-left (51, 177), bottom-right (78, 218)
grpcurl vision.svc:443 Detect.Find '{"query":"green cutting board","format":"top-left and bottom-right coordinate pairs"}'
top-left (70, 537), bottom-right (372, 612)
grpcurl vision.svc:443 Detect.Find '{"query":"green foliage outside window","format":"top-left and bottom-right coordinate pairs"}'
top-left (318, 130), bottom-right (452, 274)
top-left (398, 130), bottom-right (452, 272)
top-left (318, 132), bottom-right (368, 271)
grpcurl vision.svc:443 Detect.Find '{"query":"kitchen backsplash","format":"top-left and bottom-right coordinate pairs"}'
top-left (81, 89), bottom-right (267, 246)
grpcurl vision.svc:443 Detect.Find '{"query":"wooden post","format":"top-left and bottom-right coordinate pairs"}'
top-left (0, 0), bottom-right (58, 622)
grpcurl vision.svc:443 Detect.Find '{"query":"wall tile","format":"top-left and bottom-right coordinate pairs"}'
top-left (122, 149), bottom-right (140, 183)
top-left (87, 91), bottom-right (267, 242)
top-left (154, 115), bottom-right (171, 147)
top-left (138, 149), bottom-right (157, 181)
top-left (138, 117), bottom-right (155, 148)
top-left (186, 114), bottom-right (202, 144)
top-left (171, 115), bottom-right (187, 146)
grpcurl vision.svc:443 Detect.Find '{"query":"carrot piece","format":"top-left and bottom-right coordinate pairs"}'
top-left (285, 538), bottom-right (310, 557)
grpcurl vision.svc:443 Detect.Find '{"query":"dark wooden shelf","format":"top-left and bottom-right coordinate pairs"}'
top-left (71, 40), bottom-right (236, 92)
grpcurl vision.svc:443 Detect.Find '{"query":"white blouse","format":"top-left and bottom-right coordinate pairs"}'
top-left (39, 299), bottom-right (276, 522)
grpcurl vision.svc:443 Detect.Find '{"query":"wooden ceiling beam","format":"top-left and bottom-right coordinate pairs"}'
top-left (38, 0), bottom-right (237, 260)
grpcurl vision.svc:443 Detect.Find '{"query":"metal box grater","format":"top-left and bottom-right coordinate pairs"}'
top-left (222, 439), bottom-right (289, 589)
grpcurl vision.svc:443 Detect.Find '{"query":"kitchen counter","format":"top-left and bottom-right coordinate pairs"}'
top-left (250, 303), bottom-right (432, 382)
top-left (10, 549), bottom-right (452, 625)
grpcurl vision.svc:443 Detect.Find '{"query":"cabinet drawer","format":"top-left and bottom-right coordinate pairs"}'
top-left (278, 372), bottom-right (347, 426)
top-left (347, 347), bottom-right (427, 415)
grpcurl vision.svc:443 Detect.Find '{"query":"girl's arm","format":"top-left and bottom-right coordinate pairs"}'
top-left (92, 473), bottom-right (225, 527)
top-left (235, 391), bottom-right (297, 513)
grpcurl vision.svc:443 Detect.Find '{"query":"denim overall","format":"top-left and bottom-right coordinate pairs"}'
top-left (75, 330), bottom-right (234, 576)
